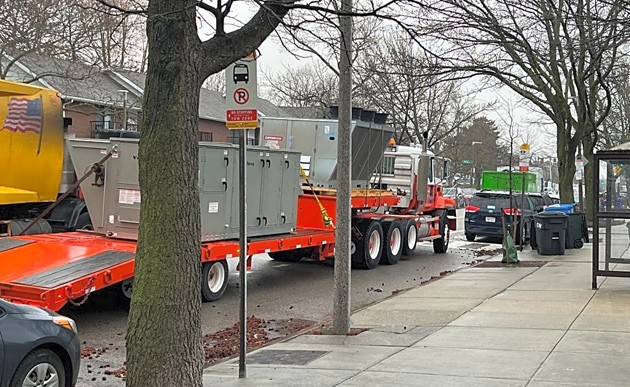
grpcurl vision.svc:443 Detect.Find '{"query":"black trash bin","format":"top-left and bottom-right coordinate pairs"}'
top-left (565, 212), bottom-right (586, 249)
top-left (533, 212), bottom-right (568, 255)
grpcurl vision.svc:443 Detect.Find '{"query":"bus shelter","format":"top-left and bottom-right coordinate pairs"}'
top-left (592, 142), bottom-right (630, 288)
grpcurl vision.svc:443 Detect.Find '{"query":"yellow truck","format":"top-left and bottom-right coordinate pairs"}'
top-left (0, 79), bottom-right (90, 236)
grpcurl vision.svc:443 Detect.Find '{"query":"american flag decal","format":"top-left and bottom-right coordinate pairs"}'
top-left (2, 97), bottom-right (42, 133)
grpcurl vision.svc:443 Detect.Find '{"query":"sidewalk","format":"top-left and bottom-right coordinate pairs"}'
top-left (203, 243), bottom-right (630, 387)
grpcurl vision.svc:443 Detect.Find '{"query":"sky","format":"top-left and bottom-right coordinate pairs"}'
top-left (200, 3), bottom-right (558, 158)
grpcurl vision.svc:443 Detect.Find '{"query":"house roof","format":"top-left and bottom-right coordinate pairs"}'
top-left (2, 53), bottom-right (291, 122)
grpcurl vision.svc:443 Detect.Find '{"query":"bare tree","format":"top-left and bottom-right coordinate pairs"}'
top-left (354, 30), bottom-right (491, 146)
top-left (0, 0), bottom-right (148, 81)
top-left (411, 0), bottom-right (629, 217)
top-left (265, 62), bottom-right (338, 111)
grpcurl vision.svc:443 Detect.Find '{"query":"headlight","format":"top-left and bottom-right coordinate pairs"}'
top-left (53, 316), bottom-right (78, 334)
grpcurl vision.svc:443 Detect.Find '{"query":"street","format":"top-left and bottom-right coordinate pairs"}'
top-left (66, 212), bottom-right (505, 386)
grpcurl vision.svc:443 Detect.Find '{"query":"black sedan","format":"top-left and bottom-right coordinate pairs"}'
top-left (0, 299), bottom-right (80, 387)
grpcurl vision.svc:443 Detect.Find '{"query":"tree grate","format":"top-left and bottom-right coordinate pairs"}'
top-left (243, 349), bottom-right (330, 365)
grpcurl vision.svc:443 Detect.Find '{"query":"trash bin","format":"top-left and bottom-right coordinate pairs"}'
top-left (544, 203), bottom-right (575, 214)
top-left (565, 212), bottom-right (585, 249)
top-left (533, 212), bottom-right (568, 255)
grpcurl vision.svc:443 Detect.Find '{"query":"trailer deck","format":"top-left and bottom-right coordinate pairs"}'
top-left (0, 226), bottom-right (336, 311)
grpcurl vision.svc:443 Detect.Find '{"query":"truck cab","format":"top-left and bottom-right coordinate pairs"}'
top-left (371, 142), bottom-right (453, 213)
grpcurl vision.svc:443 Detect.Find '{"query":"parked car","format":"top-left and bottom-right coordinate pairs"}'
top-left (461, 188), bottom-right (476, 205)
top-left (464, 190), bottom-right (536, 243)
top-left (443, 187), bottom-right (466, 208)
top-left (527, 192), bottom-right (555, 212)
top-left (0, 299), bottom-right (80, 387)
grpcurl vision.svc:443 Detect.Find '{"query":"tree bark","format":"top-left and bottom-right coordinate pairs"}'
top-left (126, 0), bottom-right (203, 386)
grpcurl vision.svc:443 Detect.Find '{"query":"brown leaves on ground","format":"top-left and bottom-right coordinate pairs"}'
top-left (203, 316), bottom-right (314, 365)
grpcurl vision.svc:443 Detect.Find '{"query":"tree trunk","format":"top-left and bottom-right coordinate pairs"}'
top-left (557, 123), bottom-right (577, 204)
top-left (126, 0), bottom-right (203, 386)
top-left (582, 135), bottom-right (597, 222)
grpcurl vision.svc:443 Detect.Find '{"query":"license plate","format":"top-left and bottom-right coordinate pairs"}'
top-left (485, 217), bottom-right (496, 223)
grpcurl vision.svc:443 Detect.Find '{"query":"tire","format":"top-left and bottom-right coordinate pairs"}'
top-left (574, 239), bottom-right (584, 249)
top-left (380, 220), bottom-right (403, 265)
top-left (115, 277), bottom-right (134, 309)
top-left (465, 232), bottom-right (475, 242)
top-left (433, 210), bottom-right (449, 253)
top-left (352, 221), bottom-right (383, 270)
top-left (201, 260), bottom-right (229, 302)
top-left (402, 219), bottom-right (418, 256)
top-left (9, 348), bottom-right (66, 387)
top-left (74, 211), bottom-right (93, 231)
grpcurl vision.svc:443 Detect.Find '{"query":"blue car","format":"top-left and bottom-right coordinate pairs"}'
top-left (0, 299), bottom-right (80, 387)
top-left (465, 190), bottom-right (535, 243)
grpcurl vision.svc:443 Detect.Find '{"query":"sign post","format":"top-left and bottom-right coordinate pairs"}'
top-left (518, 144), bottom-right (531, 251)
top-left (225, 53), bottom-right (258, 379)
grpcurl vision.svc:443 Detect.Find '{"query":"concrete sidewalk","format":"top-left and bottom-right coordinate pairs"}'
top-left (203, 242), bottom-right (630, 387)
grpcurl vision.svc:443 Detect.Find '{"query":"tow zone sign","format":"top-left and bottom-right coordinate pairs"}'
top-left (225, 54), bottom-right (258, 129)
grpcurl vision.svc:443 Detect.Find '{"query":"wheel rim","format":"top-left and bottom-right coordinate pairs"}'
top-left (442, 221), bottom-right (449, 248)
top-left (23, 363), bottom-right (58, 387)
top-left (208, 262), bottom-right (226, 293)
top-left (350, 241), bottom-right (356, 255)
top-left (121, 278), bottom-right (133, 299)
top-left (390, 228), bottom-right (402, 256)
top-left (407, 224), bottom-right (417, 250)
top-left (368, 229), bottom-right (381, 259)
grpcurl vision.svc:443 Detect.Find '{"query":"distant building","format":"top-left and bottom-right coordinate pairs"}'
top-left (1, 52), bottom-right (290, 143)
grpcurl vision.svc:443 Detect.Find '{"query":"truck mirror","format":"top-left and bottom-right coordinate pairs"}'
top-left (443, 160), bottom-right (450, 179)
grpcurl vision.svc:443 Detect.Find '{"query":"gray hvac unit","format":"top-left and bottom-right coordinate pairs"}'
top-left (67, 138), bottom-right (301, 242)
top-left (259, 113), bottom-right (394, 188)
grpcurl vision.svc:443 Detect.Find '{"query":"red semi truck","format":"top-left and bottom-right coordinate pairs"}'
top-left (0, 125), bottom-right (455, 311)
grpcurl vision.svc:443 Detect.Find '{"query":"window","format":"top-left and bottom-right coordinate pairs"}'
top-left (381, 156), bottom-right (395, 174)
top-left (198, 132), bottom-right (213, 142)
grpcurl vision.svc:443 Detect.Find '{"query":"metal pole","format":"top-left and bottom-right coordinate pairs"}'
top-left (332, 0), bottom-right (353, 335)
top-left (520, 173), bottom-right (525, 251)
top-left (238, 129), bottom-right (248, 378)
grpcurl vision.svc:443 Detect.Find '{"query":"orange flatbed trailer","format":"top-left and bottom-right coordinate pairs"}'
top-left (0, 192), bottom-right (445, 311)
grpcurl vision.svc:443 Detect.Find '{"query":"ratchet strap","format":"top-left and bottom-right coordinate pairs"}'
top-left (299, 166), bottom-right (335, 229)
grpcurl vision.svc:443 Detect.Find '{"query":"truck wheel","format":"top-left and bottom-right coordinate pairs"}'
top-left (117, 278), bottom-right (134, 310)
top-left (381, 220), bottom-right (403, 265)
top-left (75, 212), bottom-right (93, 231)
top-left (433, 210), bottom-right (449, 253)
top-left (202, 260), bottom-right (229, 302)
top-left (465, 232), bottom-right (475, 242)
top-left (402, 220), bottom-right (418, 256)
top-left (353, 221), bottom-right (383, 270)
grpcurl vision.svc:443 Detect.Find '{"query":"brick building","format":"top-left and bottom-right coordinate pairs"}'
top-left (1, 53), bottom-right (288, 143)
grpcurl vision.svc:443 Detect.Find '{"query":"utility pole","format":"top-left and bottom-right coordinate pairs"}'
top-left (119, 90), bottom-right (129, 130)
top-left (332, 0), bottom-right (352, 335)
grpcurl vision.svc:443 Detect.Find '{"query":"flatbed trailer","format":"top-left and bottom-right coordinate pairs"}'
top-left (0, 192), bottom-right (451, 311)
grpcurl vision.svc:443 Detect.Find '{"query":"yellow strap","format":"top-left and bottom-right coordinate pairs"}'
top-left (299, 166), bottom-right (335, 229)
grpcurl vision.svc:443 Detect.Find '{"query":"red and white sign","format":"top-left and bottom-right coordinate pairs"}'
top-left (227, 109), bottom-right (257, 122)
top-left (225, 54), bottom-right (258, 129)
top-left (233, 88), bottom-right (249, 105)
top-left (263, 135), bottom-right (283, 149)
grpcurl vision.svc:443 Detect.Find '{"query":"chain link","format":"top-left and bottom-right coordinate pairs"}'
top-left (66, 276), bottom-right (96, 307)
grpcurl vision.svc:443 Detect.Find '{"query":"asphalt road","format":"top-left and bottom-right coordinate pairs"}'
top-left (68, 210), bottom-right (502, 386)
